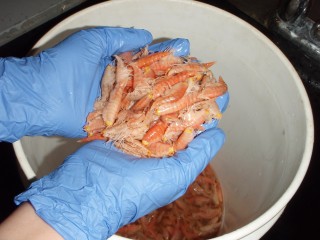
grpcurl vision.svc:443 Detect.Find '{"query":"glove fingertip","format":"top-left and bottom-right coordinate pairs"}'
top-left (175, 128), bottom-right (225, 167)
top-left (189, 128), bottom-right (225, 155)
top-left (173, 128), bottom-right (225, 187)
top-left (216, 92), bottom-right (230, 113)
top-left (149, 38), bottom-right (190, 56)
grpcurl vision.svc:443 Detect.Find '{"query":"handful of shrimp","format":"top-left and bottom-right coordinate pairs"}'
top-left (81, 46), bottom-right (228, 158)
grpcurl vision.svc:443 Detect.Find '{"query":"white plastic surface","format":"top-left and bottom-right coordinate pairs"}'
top-left (13, 0), bottom-right (314, 239)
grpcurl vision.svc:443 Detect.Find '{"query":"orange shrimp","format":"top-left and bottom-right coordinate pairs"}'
top-left (148, 53), bottom-right (183, 76)
top-left (199, 76), bottom-right (228, 99)
top-left (148, 142), bottom-right (175, 158)
top-left (100, 65), bottom-right (116, 102)
top-left (84, 116), bottom-right (105, 136)
top-left (152, 71), bottom-right (202, 99)
top-left (155, 74), bottom-right (226, 116)
top-left (103, 122), bottom-right (148, 142)
top-left (142, 120), bottom-right (168, 146)
top-left (102, 56), bottom-right (131, 126)
top-left (130, 93), bottom-right (153, 111)
top-left (132, 71), bottom-right (198, 111)
top-left (174, 127), bottom-right (195, 151)
top-left (127, 63), bottom-right (154, 101)
top-left (155, 91), bottom-right (200, 116)
top-left (151, 81), bottom-right (189, 108)
top-left (125, 77), bottom-right (134, 89)
top-left (93, 100), bottom-right (106, 111)
top-left (192, 99), bottom-right (222, 120)
top-left (93, 65), bottom-right (116, 110)
top-left (131, 45), bottom-right (149, 61)
top-left (85, 109), bottom-right (102, 122)
top-left (130, 63), bottom-right (148, 88)
top-left (134, 51), bottom-right (171, 68)
top-left (167, 61), bottom-right (215, 76)
top-left (163, 109), bottom-right (208, 143)
top-left (114, 139), bottom-right (150, 158)
top-left (163, 121), bottom-right (186, 142)
top-left (141, 65), bottom-right (156, 79)
top-left (163, 108), bottom-right (210, 143)
top-left (117, 224), bottom-right (142, 235)
top-left (78, 132), bottom-right (106, 143)
top-left (160, 112), bottom-right (180, 124)
top-left (180, 108), bottom-right (211, 130)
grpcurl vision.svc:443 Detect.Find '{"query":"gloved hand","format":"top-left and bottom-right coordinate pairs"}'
top-left (12, 29), bottom-right (229, 240)
top-left (15, 128), bottom-right (226, 240)
top-left (0, 27), bottom-right (154, 142)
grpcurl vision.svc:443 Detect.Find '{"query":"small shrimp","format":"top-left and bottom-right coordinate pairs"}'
top-left (180, 108), bottom-right (211, 130)
top-left (102, 56), bottom-right (131, 126)
top-left (160, 112), bottom-right (180, 124)
top-left (102, 123), bottom-right (135, 142)
top-left (155, 74), bottom-right (224, 116)
top-left (85, 109), bottom-right (102, 122)
top-left (142, 107), bottom-right (160, 127)
top-left (155, 91), bottom-right (200, 116)
top-left (131, 45), bottom-right (149, 61)
top-left (134, 51), bottom-right (171, 68)
top-left (130, 63), bottom-right (148, 88)
top-left (167, 61), bottom-right (215, 76)
top-left (199, 76), bottom-right (228, 99)
top-left (78, 133), bottom-right (106, 143)
top-left (119, 93), bottom-right (134, 110)
top-left (117, 224), bottom-right (142, 235)
top-left (174, 127), bottom-right (195, 151)
top-left (130, 93), bottom-right (153, 111)
top-left (93, 100), bottom-right (106, 111)
top-left (142, 120), bottom-right (168, 146)
top-left (84, 116), bottom-right (105, 136)
top-left (151, 81), bottom-right (189, 108)
top-left (148, 142), bottom-right (175, 158)
top-left (127, 63), bottom-right (154, 101)
top-left (152, 71), bottom-right (201, 99)
top-left (132, 72), bottom-right (198, 111)
top-left (115, 139), bottom-right (150, 158)
top-left (93, 65), bottom-right (116, 110)
top-left (100, 65), bottom-right (116, 102)
top-left (163, 121), bottom-right (185, 142)
top-left (163, 108), bottom-right (210, 143)
top-left (192, 99), bottom-right (222, 120)
top-left (148, 53), bottom-right (183, 76)
top-left (125, 110), bottom-right (147, 127)
top-left (141, 65), bottom-right (156, 79)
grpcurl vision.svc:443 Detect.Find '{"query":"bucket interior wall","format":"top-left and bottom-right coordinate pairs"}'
top-left (17, 0), bottom-right (309, 237)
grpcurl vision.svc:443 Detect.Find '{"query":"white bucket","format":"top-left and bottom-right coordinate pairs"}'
top-left (13, 0), bottom-right (314, 239)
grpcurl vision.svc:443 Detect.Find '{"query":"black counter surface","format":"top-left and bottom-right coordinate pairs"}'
top-left (1, 1), bottom-right (319, 239)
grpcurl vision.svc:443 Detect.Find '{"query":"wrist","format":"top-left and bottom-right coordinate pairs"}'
top-left (0, 202), bottom-right (63, 240)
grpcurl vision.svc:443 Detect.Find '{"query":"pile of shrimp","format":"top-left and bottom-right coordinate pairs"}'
top-left (117, 164), bottom-right (224, 239)
top-left (81, 46), bottom-right (228, 157)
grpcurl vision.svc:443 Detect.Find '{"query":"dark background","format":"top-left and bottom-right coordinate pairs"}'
top-left (1, 0), bottom-right (319, 239)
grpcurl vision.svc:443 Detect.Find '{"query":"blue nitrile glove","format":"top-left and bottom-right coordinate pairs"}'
top-left (13, 35), bottom-right (230, 239)
top-left (0, 27), bottom-right (153, 142)
top-left (15, 128), bottom-right (226, 240)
